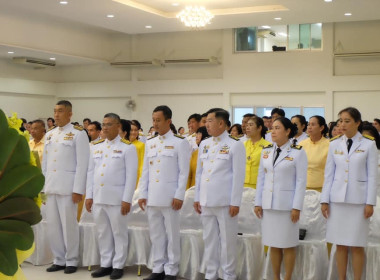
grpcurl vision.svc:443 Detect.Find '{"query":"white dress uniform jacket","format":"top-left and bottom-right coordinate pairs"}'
top-left (195, 131), bottom-right (246, 207)
top-left (42, 123), bottom-right (90, 195)
top-left (321, 133), bottom-right (378, 205)
top-left (139, 130), bottom-right (191, 205)
top-left (255, 141), bottom-right (308, 211)
top-left (86, 135), bottom-right (138, 205)
top-left (186, 132), bottom-right (198, 152)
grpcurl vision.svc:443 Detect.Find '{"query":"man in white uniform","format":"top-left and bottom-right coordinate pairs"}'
top-left (42, 100), bottom-right (89, 274)
top-left (139, 105), bottom-right (191, 280)
top-left (265, 108), bottom-right (285, 143)
top-left (86, 113), bottom-right (138, 279)
top-left (194, 108), bottom-right (246, 280)
top-left (186, 113), bottom-right (202, 152)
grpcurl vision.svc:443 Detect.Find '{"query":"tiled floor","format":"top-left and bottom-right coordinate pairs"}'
top-left (21, 263), bottom-right (152, 280)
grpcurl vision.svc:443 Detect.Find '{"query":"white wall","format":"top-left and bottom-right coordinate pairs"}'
top-left (1, 20), bottom-right (380, 129)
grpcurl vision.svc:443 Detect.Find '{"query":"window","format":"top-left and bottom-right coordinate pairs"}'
top-left (235, 23), bottom-right (322, 52)
top-left (232, 107), bottom-right (254, 124)
top-left (232, 106), bottom-right (324, 123)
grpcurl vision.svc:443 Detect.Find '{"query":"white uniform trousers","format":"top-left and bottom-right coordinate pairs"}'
top-left (93, 204), bottom-right (129, 269)
top-left (201, 206), bottom-right (238, 280)
top-left (46, 194), bottom-right (79, 266)
top-left (147, 206), bottom-right (180, 276)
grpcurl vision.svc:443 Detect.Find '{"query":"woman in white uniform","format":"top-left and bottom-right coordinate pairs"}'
top-left (255, 117), bottom-right (308, 280)
top-left (321, 107), bottom-right (378, 280)
top-left (291, 115), bottom-right (308, 145)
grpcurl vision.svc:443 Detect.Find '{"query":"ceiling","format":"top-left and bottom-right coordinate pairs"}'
top-left (1, 0), bottom-right (380, 34)
top-left (1, 0), bottom-right (380, 67)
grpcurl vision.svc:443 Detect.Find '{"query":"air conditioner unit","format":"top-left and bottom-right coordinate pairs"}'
top-left (110, 56), bottom-right (220, 67)
top-left (110, 60), bottom-right (158, 67)
top-left (12, 57), bottom-right (56, 67)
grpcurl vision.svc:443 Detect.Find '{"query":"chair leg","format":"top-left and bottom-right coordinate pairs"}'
top-left (137, 265), bottom-right (141, 276)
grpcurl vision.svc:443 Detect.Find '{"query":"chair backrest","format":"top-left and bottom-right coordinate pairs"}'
top-left (238, 187), bottom-right (261, 235)
top-left (369, 196), bottom-right (380, 243)
top-left (128, 187), bottom-right (149, 227)
top-left (180, 186), bottom-right (202, 230)
top-left (299, 190), bottom-right (326, 240)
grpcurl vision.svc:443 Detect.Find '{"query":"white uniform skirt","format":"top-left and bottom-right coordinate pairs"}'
top-left (262, 209), bottom-right (299, 248)
top-left (326, 202), bottom-right (369, 247)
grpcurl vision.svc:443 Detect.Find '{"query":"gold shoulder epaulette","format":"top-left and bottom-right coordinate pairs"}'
top-left (363, 134), bottom-right (375, 141)
top-left (238, 134), bottom-right (244, 138)
top-left (139, 132), bottom-right (145, 136)
top-left (121, 138), bottom-right (131, 144)
top-left (263, 144), bottom-right (273, 149)
top-left (266, 130), bottom-right (272, 134)
top-left (148, 134), bottom-right (158, 140)
top-left (74, 125), bottom-right (83, 131)
top-left (229, 135), bottom-right (239, 141)
top-left (174, 134), bottom-right (185, 139)
top-left (93, 139), bottom-right (105, 145)
top-left (291, 144), bottom-right (302, 150)
top-left (329, 134), bottom-right (343, 142)
top-left (47, 126), bottom-right (56, 132)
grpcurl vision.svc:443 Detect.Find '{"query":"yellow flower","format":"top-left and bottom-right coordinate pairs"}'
top-left (6, 112), bottom-right (23, 131)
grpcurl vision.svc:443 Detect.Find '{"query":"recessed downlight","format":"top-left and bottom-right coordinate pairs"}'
top-left (261, 25), bottom-right (271, 29)
top-left (145, 25), bottom-right (152, 29)
top-left (324, 0), bottom-right (332, 2)
top-left (59, 1), bottom-right (68, 4)
top-left (344, 12), bottom-right (352, 16)
top-left (7, 51), bottom-right (14, 54)
top-left (50, 58), bottom-right (56, 61)
top-left (274, 17), bottom-right (282, 21)
top-left (107, 14), bottom-right (115, 18)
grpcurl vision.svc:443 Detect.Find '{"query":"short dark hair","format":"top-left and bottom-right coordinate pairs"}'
top-left (328, 121), bottom-right (338, 139)
top-left (291, 115), bottom-right (308, 132)
top-left (229, 124), bottom-right (243, 135)
top-left (83, 118), bottom-right (91, 123)
top-left (21, 118), bottom-right (27, 124)
top-left (131, 119), bottom-right (142, 130)
top-left (274, 117), bottom-right (297, 139)
top-left (56, 100), bottom-right (72, 111)
top-left (32, 119), bottom-right (46, 132)
top-left (206, 108), bottom-right (230, 125)
top-left (104, 113), bottom-right (121, 123)
top-left (262, 116), bottom-right (271, 120)
top-left (249, 116), bottom-right (268, 138)
top-left (153, 105), bottom-right (172, 120)
top-left (28, 121), bottom-right (33, 125)
top-left (47, 117), bottom-right (55, 123)
top-left (89, 121), bottom-right (101, 131)
top-left (201, 112), bottom-right (208, 118)
top-left (309, 115), bottom-right (328, 137)
top-left (120, 119), bottom-right (131, 139)
top-left (362, 124), bottom-right (380, 149)
top-left (271, 108), bottom-right (285, 117)
top-left (243, 113), bottom-right (255, 118)
top-left (373, 118), bottom-right (380, 125)
top-left (338, 107), bottom-right (362, 132)
top-left (187, 113), bottom-right (202, 123)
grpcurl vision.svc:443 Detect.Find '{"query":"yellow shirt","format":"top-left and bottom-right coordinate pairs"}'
top-left (244, 137), bottom-right (271, 188)
top-left (299, 137), bottom-right (330, 192)
top-left (29, 138), bottom-right (44, 166)
top-left (187, 149), bottom-right (198, 189)
top-left (132, 140), bottom-right (145, 186)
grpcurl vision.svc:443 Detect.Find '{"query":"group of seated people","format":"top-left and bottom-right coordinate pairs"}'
top-left (23, 103), bottom-right (380, 280)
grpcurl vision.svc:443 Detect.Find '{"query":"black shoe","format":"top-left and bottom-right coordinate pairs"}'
top-left (46, 264), bottom-right (66, 272)
top-left (110, 268), bottom-right (124, 279)
top-left (143, 272), bottom-right (166, 280)
top-left (64, 266), bottom-right (77, 274)
top-left (91, 267), bottom-right (113, 278)
top-left (164, 275), bottom-right (176, 280)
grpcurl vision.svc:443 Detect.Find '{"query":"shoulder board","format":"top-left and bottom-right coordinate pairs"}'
top-left (238, 134), bottom-right (244, 138)
top-left (93, 139), bottom-right (105, 145)
top-left (263, 144), bottom-right (273, 149)
top-left (121, 138), bottom-right (131, 145)
top-left (229, 135), bottom-right (239, 141)
top-left (266, 130), bottom-right (272, 134)
top-left (329, 134), bottom-right (343, 142)
top-left (291, 144), bottom-right (302, 150)
top-left (174, 134), bottom-right (185, 139)
top-left (74, 125), bottom-right (83, 131)
top-left (147, 135), bottom-right (158, 140)
top-left (47, 126), bottom-right (56, 132)
top-left (363, 134), bottom-right (375, 141)
top-left (139, 132), bottom-right (145, 136)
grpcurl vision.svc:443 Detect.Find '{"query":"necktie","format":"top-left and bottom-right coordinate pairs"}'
top-left (347, 138), bottom-right (353, 153)
top-left (273, 148), bottom-right (281, 165)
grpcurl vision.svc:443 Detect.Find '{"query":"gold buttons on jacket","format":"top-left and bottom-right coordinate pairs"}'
top-left (101, 184), bottom-right (104, 187)
top-left (156, 179), bottom-right (159, 182)
top-left (206, 179), bottom-right (209, 182)
top-left (103, 164), bottom-right (106, 167)
top-left (101, 173), bottom-right (104, 176)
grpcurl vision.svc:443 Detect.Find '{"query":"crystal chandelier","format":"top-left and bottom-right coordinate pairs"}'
top-left (176, 6), bottom-right (214, 28)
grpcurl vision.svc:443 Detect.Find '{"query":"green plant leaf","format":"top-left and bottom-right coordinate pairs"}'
top-left (0, 243), bottom-right (18, 276)
top-left (0, 110), bottom-right (8, 135)
top-left (0, 198), bottom-right (42, 225)
top-left (0, 220), bottom-right (34, 251)
top-left (0, 165), bottom-right (44, 202)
